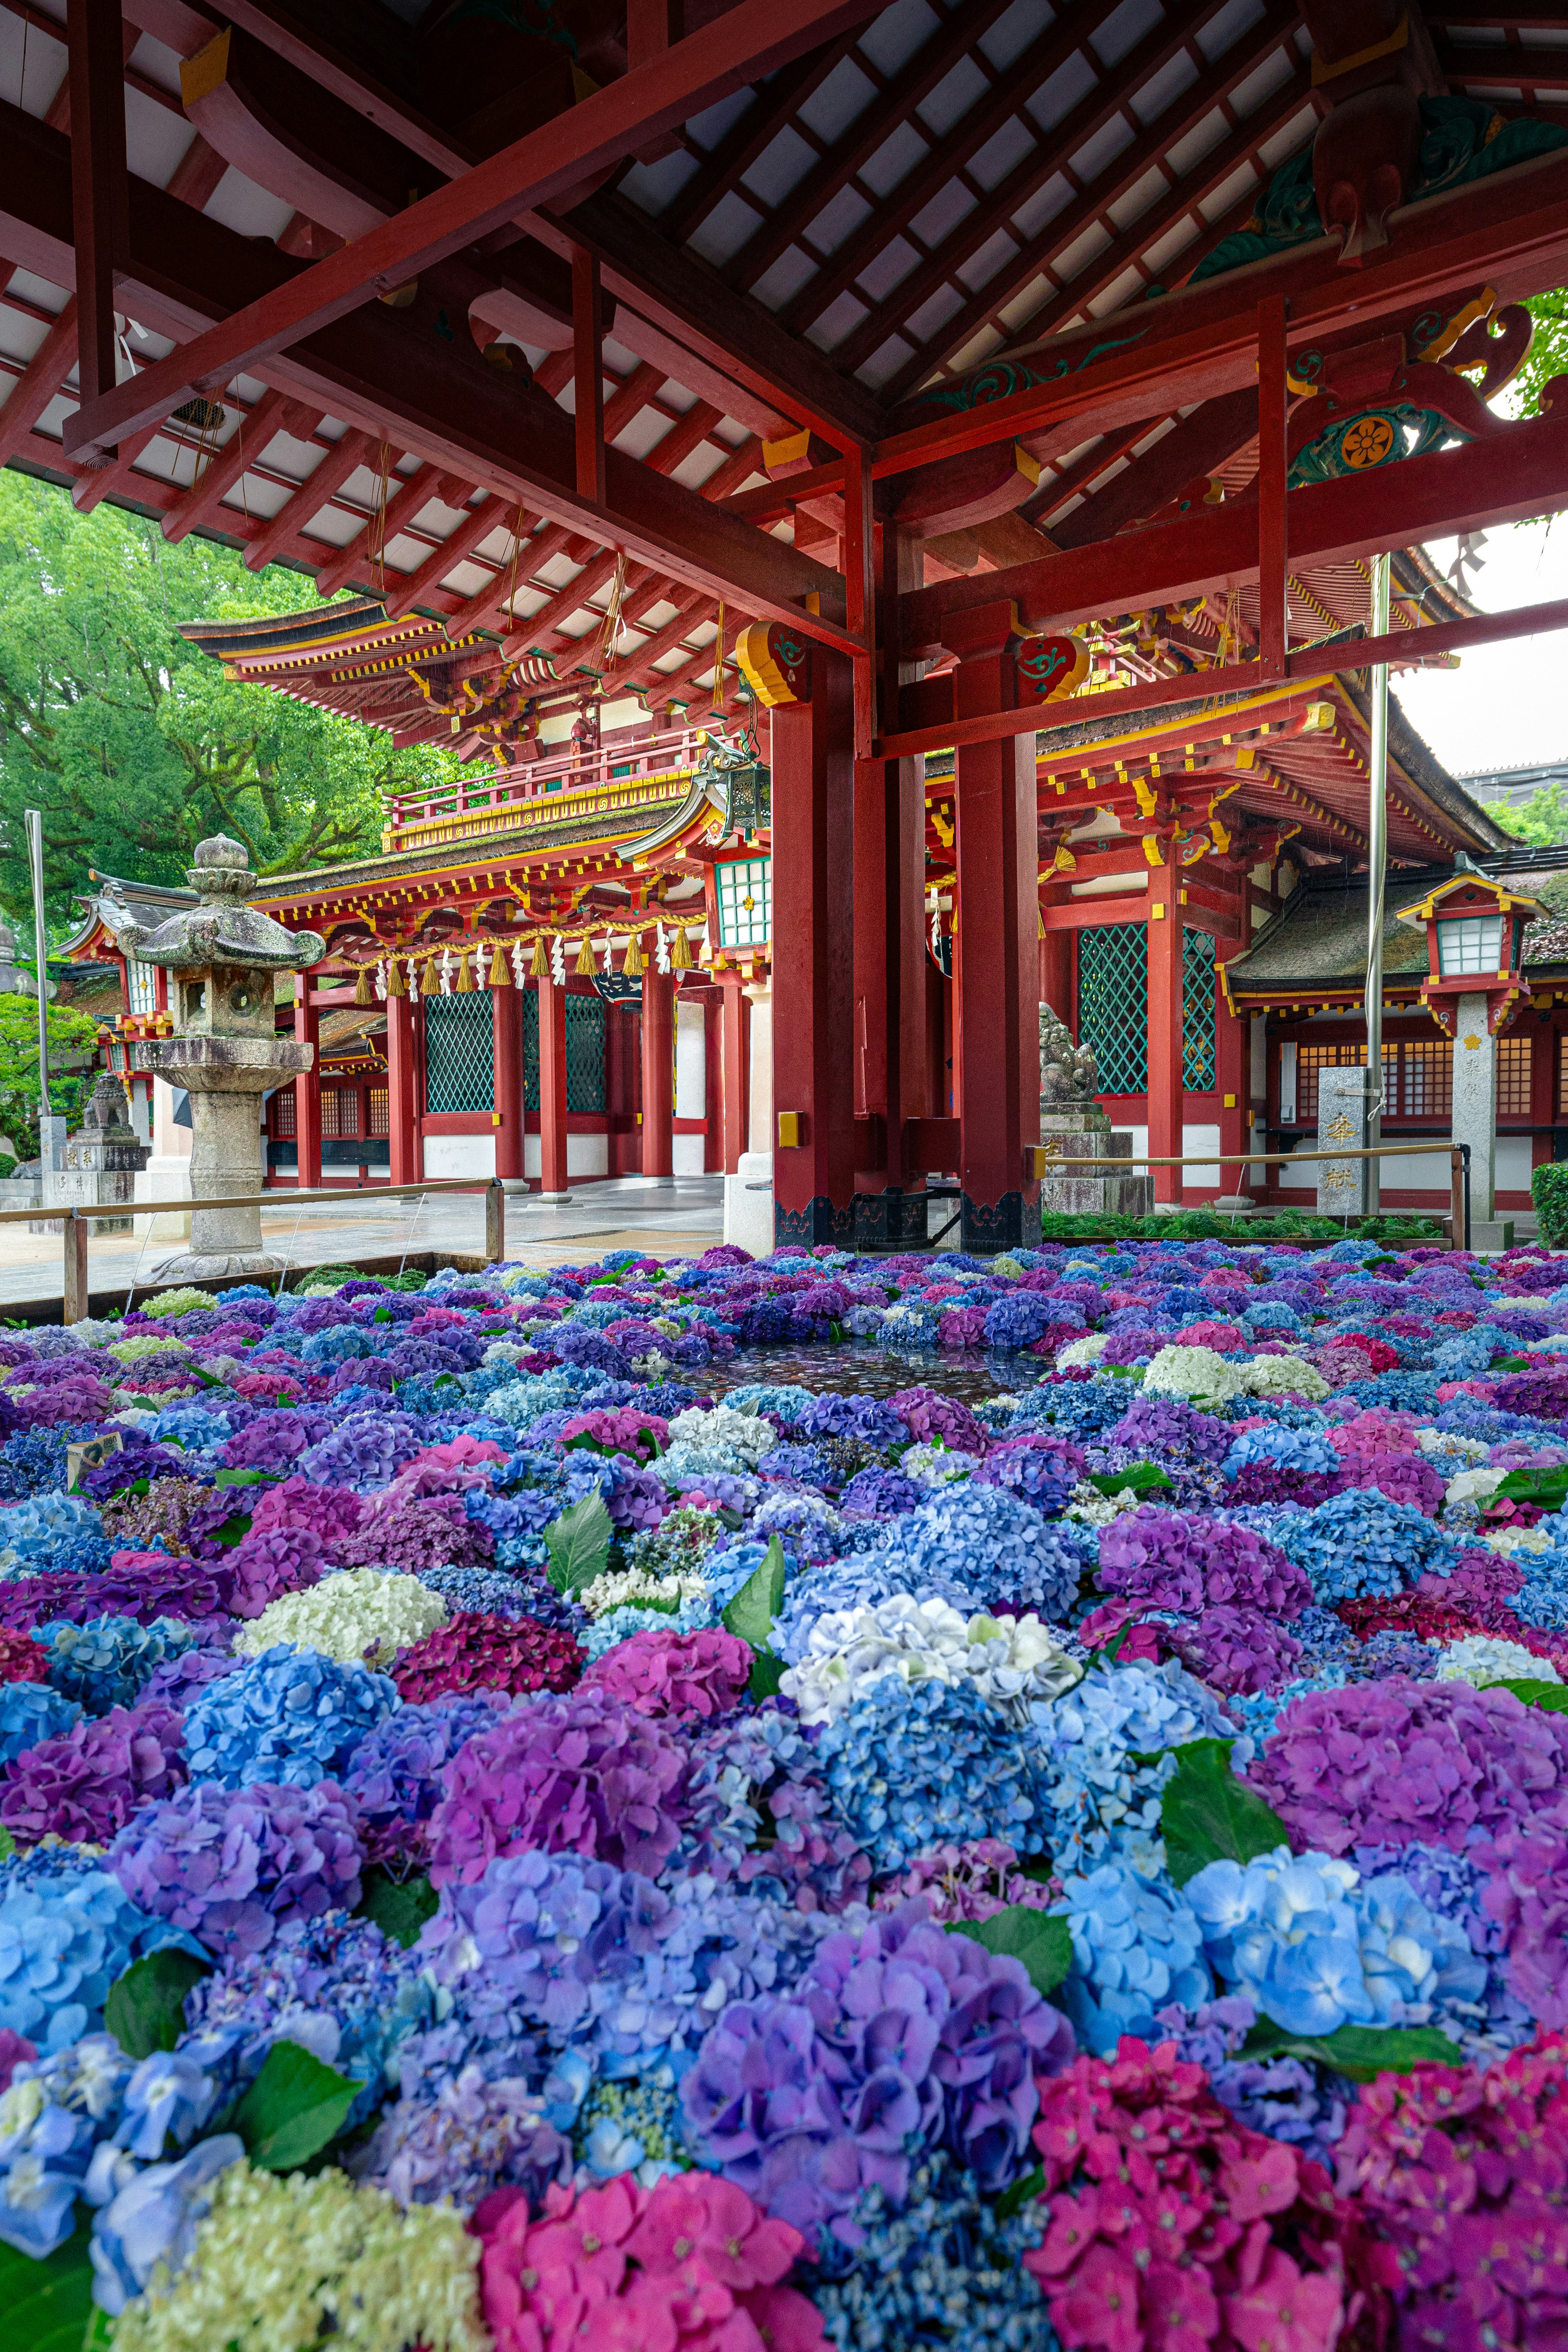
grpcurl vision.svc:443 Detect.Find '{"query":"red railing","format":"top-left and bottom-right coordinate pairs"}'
top-left (382, 723), bottom-right (719, 847)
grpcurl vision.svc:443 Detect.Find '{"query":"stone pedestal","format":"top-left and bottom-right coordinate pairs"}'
top-left (140, 1035), bottom-right (312, 1281)
top-left (1038, 1109), bottom-right (1154, 1216)
top-left (1452, 994), bottom-right (1498, 1224)
top-left (31, 1073), bottom-right (149, 1235)
top-left (1316, 1065), bottom-right (1372, 1214)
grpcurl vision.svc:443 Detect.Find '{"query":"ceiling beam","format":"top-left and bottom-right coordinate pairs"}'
top-left (63, 0), bottom-right (882, 464)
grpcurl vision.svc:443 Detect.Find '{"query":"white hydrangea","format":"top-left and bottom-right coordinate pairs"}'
top-left (1143, 1344), bottom-right (1243, 1408)
top-left (576, 1565), bottom-right (708, 1619)
top-left (780, 1593), bottom-right (1080, 1725)
top-left (1236, 1353), bottom-right (1329, 1402)
top-left (1435, 1634), bottom-right (1561, 1688)
top-left (1444, 1465), bottom-right (1508, 1509)
top-left (1483, 1523), bottom-right (1556, 1559)
top-left (1066, 1478), bottom-right (1145, 1528)
top-left (1056, 1334), bottom-right (1108, 1370)
top-left (664, 1404), bottom-right (778, 1468)
top-left (234, 1568), bottom-right (448, 1667)
top-left (898, 1442), bottom-right (982, 1488)
top-left (1417, 1427), bottom-right (1490, 1467)
top-left (481, 1339), bottom-right (535, 1367)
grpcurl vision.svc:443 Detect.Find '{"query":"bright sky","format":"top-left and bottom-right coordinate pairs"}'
top-left (1397, 516), bottom-right (1568, 782)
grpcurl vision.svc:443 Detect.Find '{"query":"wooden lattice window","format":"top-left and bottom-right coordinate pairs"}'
top-left (368, 1089), bottom-right (390, 1138)
top-left (272, 1088), bottom-right (296, 1138)
top-left (1497, 1033), bottom-right (1532, 1120)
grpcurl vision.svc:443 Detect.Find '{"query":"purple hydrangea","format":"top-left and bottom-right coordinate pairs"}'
top-left (216, 1525), bottom-right (326, 1618)
top-left (887, 1388), bottom-right (989, 1454)
top-left (247, 1476), bottom-right (367, 1548)
top-left (680, 1900), bottom-right (1072, 2251)
top-left (1104, 1396), bottom-right (1234, 1465)
top-left (1476, 1796), bottom-right (1568, 2030)
top-left (296, 1411), bottom-right (427, 1492)
top-left (0, 1699), bottom-right (186, 1846)
top-left (343, 1693), bottom-right (512, 1866)
top-left (1165, 1605), bottom-right (1305, 1697)
top-left (426, 1686), bottom-right (690, 1888)
top-left (1096, 1505), bottom-right (1312, 1618)
top-left (217, 1410), bottom-right (332, 1475)
top-left (107, 1777), bottom-right (365, 1956)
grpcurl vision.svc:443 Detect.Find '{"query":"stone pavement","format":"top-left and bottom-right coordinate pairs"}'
top-left (0, 1175), bottom-right (727, 1315)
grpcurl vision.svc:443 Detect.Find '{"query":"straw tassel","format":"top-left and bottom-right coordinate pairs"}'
top-left (455, 949), bottom-right (475, 992)
top-left (670, 925), bottom-right (693, 970)
top-left (622, 930), bottom-right (644, 978)
top-left (387, 957), bottom-right (407, 998)
top-left (575, 934), bottom-right (596, 978)
top-left (529, 934), bottom-right (550, 980)
top-left (488, 944), bottom-right (509, 987)
top-left (354, 964), bottom-right (373, 1007)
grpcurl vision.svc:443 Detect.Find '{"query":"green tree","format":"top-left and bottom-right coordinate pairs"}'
top-left (0, 994), bottom-right (102, 1162)
top-left (1480, 782), bottom-right (1568, 844)
top-left (1513, 290), bottom-right (1568, 415)
top-left (0, 473), bottom-right (464, 922)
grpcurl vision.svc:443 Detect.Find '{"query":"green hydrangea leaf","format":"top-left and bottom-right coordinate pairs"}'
top-left (104, 1947), bottom-right (213, 2059)
top-left (1242, 2020), bottom-right (1463, 2081)
top-left (994, 2164), bottom-right (1045, 2222)
top-left (1160, 1737), bottom-right (1291, 1887)
top-left (0, 2218), bottom-right (96, 2352)
top-left (745, 1651), bottom-right (788, 1704)
top-left (230, 2041), bottom-right (359, 2172)
top-left (949, 1908), bottom-right (1073, 1996)
top-left (543, 1492), bottom-right (614, 1594)
top-left (1497, 1467), bottom-right (1568, 1510)
top-left (356, 1867), bottom-right (437, 1950)
top-left (1494, 1677), bottom-right (1568, 1713)
top-left (1088, 1463), bottom-right (1173, 1497)
top-left (722, 1537), bottom-right (787, 1653)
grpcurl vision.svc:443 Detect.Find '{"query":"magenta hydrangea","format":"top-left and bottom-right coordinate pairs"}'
top-left (1247, 1677), bottom-right (1568, 1855)
top-left (426, 1685), bottom-right (691, 1889)
top-left (0, 1698), bottom-right (186, 1846)
top-left (582, 1628), bottom-right (752, 1722)
top-left (247, 1475), bottom-right (366, 1548)
top-left (1096, 1504), bottom-right (1312, 1617)
top-left (391, 1610), bottom-right (584, 1705)
top-left (107, 1775), bottom-right (365, 1956)
top-left (887, 1388), bottom-right (988, 1454)
top-left (336, 1495), bottom-right (493, 1575)
top-left (216, 1525), bottom-right (326, 1618)
top-left (1166, 1604), bottom-right (1305, 1696)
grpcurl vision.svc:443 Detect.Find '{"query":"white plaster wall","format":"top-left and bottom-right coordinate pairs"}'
top-left (1497, 1135), bottom-right (1534, 1195)
top-left (423, 1134), bottom-right (495, 1180)
top-left (520, 1133), bottom-right (609, 1179)
top-left (1181, 1122), bottom-right (1221, 1187)
top-left (673, 1134), bottom-right (706, 1174)
top-left (675, 998), bottom-right (705, 1120)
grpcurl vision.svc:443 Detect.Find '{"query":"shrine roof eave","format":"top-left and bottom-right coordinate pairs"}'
top-left (247, 812), bottom-right (710, 908)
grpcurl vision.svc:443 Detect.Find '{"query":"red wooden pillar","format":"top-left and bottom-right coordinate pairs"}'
top-left (703, 987), bottom-right (723, 1172)
top-left (771, 649), bottom-right (856, 1244)
top-left (387, 990), bottom-right (416, 1187)
top-left (1147, 875), bottom-right (1185, 1204)
top-left (949, 604), bottom-right (1040, 1251)
top-left (493, 978), bottom-right (524, 1184)
top-left (641, 969), bottom-right (675, 1180)
top-left (537, 977), bottom-right (569, 1198)
top-left (293, 971), bottom-right (322, 1192)
top-left (1216, 951), bottom-right (1246, 1199)
top-left (717, 975), bottom-right (750, 1173)
top-left (1041, 930), bottom-right (1071, 1024)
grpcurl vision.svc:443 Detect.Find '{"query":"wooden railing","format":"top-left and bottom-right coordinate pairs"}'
top-left (381, 723), bottom-right (719, 851)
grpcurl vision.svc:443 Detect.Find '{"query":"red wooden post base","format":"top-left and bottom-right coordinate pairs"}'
top-left (641, 969), bottom-right (675, 1180)
top-left (293, 973), bottom-right (322, 1193)
top-left (537, 976), bottom-right (569, 1199)
top-left (1147, 873), bottom-right (1184, 1207)
top-left (493, 982), bottom-right (524, 1184)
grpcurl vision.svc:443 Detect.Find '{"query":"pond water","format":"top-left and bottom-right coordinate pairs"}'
top-left (703, 1339), bottom-right (1054, 1404)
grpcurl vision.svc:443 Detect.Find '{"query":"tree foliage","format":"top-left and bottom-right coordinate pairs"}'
top-left (0, 474), bottom-right (465, 922)
top-left (1480, 782), bottom-right (1568, 845)
top-left (0, 993), bottom-right (102, 1160)
top-left (1513, 291), bottom-right (1568, 416)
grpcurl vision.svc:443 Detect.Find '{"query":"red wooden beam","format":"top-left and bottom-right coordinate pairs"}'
top-left (66, 0), bottom-right (127, 417)
top-left (0, 296), bottom-right (76, 469)
top-left (64, 0), bottom-right (880, 462)
top-left (1256, 296), bottom-right (1288, 681)
top-left (383, 492), bottom-right (511, 621)
top-left (162, 385), bottom-right (301, 543)
top-left (243, 424), bottom-right (372, 572)
top-left (573, 248), bottom-right (605, 511)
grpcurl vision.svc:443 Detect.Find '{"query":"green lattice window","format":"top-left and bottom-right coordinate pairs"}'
top-left (1183, 928), bottom-right (1217, 1091)
top-left (519, 989), bottom-right (606, 1113)
top-left (566, 996), bottom-right (606, 1111)
top-left (1078, 924), bottom-right (1147, 1094)
top-left (424, 994), bottom-right (493, 1113)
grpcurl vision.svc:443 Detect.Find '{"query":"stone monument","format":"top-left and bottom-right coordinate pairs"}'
top-left (1315, 1064), bottom-right (1372, 1215)
top-left (32, 1070), bottom-right (149, 1235)
top-left (91, 836), bottom-right (324, 1281)
top-left (1038, 1004), bottom-right (1153, 1216)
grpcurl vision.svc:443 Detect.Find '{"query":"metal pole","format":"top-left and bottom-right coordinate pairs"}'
top-left (23, 808), bottom-right (50, 1158)
top-left (1363, 552), bottom-right (1391, 1214)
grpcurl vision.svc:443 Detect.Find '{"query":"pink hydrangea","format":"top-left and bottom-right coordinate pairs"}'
top-left (426, 1685), bottom-right (690, 1887)
top-left (1025, 2038), bottom-right (1354, 2352)
top-left (583, 1628), bottom-right (751, 1722)
top-left (1334, 2032), bottom-right (1568, 2345)
top-left (560, 1407), bottom-right (669, 1463)
top-left (478, 2171), bottom-right (823, 2352)
top-left (0, 1625), bottom-right (46, 1683)
top-left (0, 1699), bottom-right (187, 1846)
top-left (392, 1610), bottom-right (584, 1704)
top-left (247, 1475), bottom-right (367, 1548)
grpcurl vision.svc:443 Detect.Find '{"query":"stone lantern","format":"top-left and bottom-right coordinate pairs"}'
top-left (92, 835), bottom-right (325, 1281)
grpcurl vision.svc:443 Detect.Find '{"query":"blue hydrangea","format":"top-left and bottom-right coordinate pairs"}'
top-left (1007, 1375), bottom-right (1134, 1439)
top-left (182, 1643), bottom-right (396, 1788)
top-left (1242, 1301), bottom-right (1303, 1334)
top-left (895, 1483), bottom-right (1089, 1620)
top-left (580, 1597), bottom-right (717, 1659)
top-left (0, 1677), bottom-right (78, 1764)
top-left (1507, 1546), bottom-right (1568, 1630)
top-left (1185, 1845), bottom-right (1485, 2037)
top-left (0, 1490), bottom-right (103, 1573)
top-left (1053, 1859), bottom-right (1212, 2055)
top-left (0, 2032), bottom-right (134, 2257)
top-left (806, 2150), bottom-right (1048, 2345)
top-left (0, 1862), bottom-right (203, 2055)
top-left (1222, 1425), bottom-right (1340, 1478)
top-left (1028, 1658), bottom-right (1234, 1875)
top-left (1273, 1488), bottom-right (1460, 1603)
top-left (35, 1615), bottom-right (197, 1715)
top-left (771, 1552), bottom-right (976, 1666)
top-left (1432, 1325), bottom-right (1516, 1378)
top-left (148, 1405), bottom-right (234, 1449)
top-left (813, 1675), bottom-right (1046, 1872)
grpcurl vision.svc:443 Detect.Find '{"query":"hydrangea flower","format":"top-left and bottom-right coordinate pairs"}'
top-left (0, 1698), bottom-right (186, 1847)
top-left (1051, 1859), bottom-right (1211, 2052)
top-left (0, 1680), bottom-right (77, 1766)
top-left (427, 1686), bottom-right (690, 1886)
top-left (31, 1613), bottom-right (198, 1714)
top-left (581, 1627), bottom-right (750, 1720)
top-left (181, 1643), bottom-right (395, 1789)
top-left (781, 1595), bottom-right (1079, 1726)
top-left (0, 1863), bottom-right (201, 2053)
top-left (812, 1676), bottom-right (1047, 1873)
top-left (108, 1777), bottom-right (364, 1956)
top-left (894, 1483), bottom-right (1087, 1620)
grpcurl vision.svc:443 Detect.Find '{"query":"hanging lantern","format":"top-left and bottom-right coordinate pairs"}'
top-left (622, 930), bottom-right (644, 978)
top-left (388, 957), bottom-right (407, 999)
top-left (530, 934), bottom-right (550, 980)
top-left (670, 925), bottom-right (693, 971)
top-left (354, 964), bottom-right (373, 1007)
top-left (488, 944), bottom-right (508, 987)
top-left (575, 934), bottom-right (596, 977)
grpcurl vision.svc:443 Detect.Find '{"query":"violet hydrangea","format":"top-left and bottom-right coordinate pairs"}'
top-left (107, 1776), bottom-right (365, 1956)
